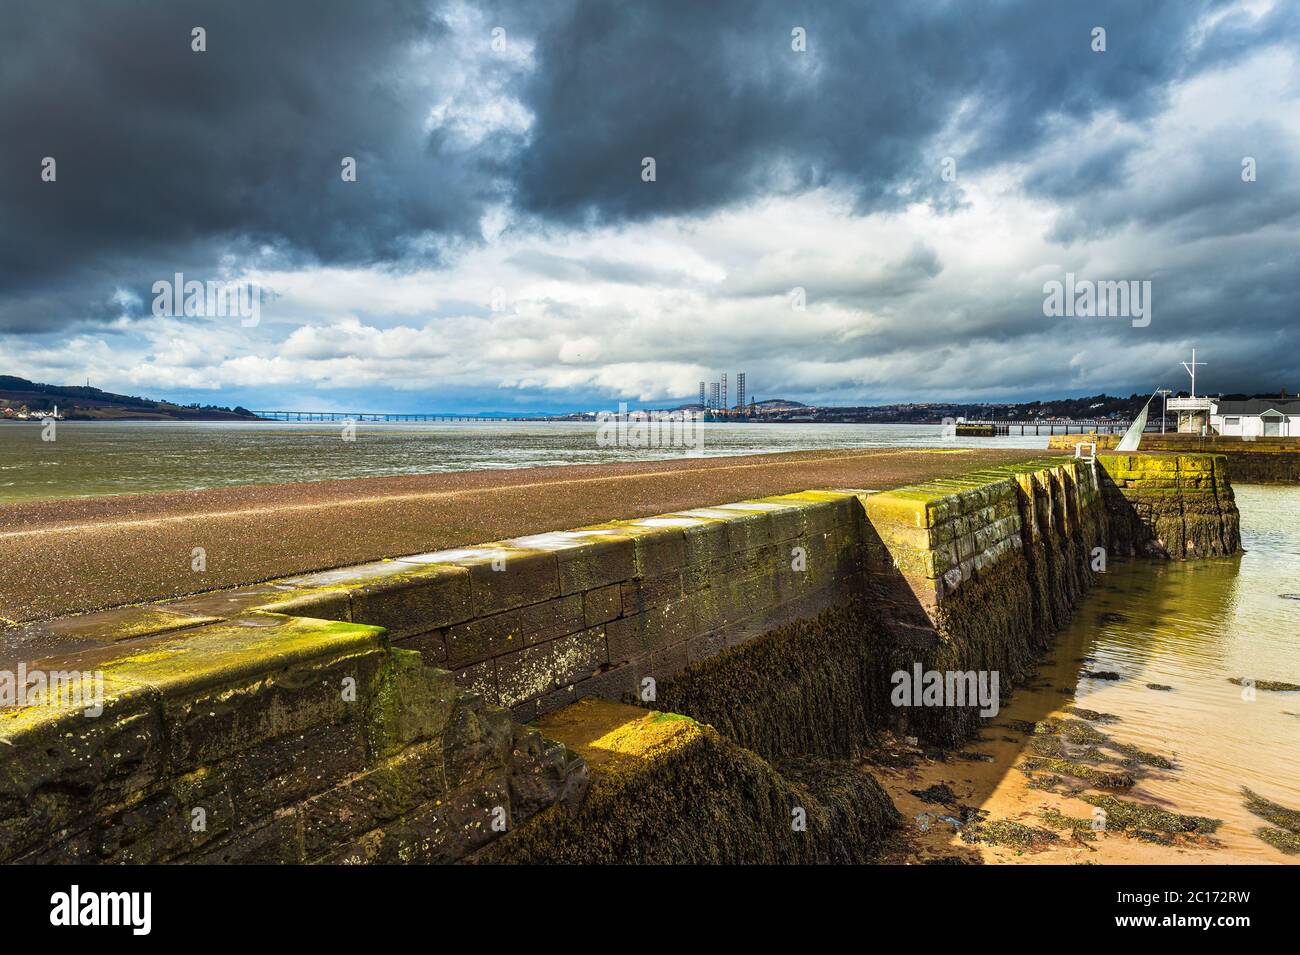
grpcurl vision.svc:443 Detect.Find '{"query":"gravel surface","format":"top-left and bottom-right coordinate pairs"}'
top-left (0, 447), bottom-right (1044, 624)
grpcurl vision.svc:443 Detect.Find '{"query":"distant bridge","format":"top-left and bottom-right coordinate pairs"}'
top-left (964, 418), bottom-right (1134, 436)
top-left (251, 410), bottom-right (517, 422)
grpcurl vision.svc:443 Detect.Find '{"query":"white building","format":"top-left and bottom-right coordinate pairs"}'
top-left (1167, 395), bottom-right (1214, 433)
top-left (1211, 397), bottom-right (1300, 437)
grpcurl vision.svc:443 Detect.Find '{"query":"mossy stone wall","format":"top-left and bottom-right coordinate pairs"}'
top-left (1048, 434), bottom-right (1300, 484)
top-left (0, 617), bottom-right (585, 864)
top-left (1, 452), bottom-right (1240, 863)
top-left (1097, 453), bottom-right (1241, 559)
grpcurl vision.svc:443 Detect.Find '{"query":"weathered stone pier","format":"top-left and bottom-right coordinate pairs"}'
top-left (0, 450), bottom-right (1241, 864)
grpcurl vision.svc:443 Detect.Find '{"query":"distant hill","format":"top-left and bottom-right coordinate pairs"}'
top-left (0, 375), bottom-right (259, 421)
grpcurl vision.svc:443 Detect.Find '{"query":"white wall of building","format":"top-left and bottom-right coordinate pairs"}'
top-left (1212, 411), bottom-right (1299, 437)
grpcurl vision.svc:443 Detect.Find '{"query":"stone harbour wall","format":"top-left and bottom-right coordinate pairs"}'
top-left (0, 452), bottom-right (1242, 863)
top-left (1097, 453), bottom-right (1241, 559)
top-left (255, 489), bottom-right (868, 724)
top-left (0, 615), bottom-right (586, 864)
top-left (854, 458), bottom-right (1109, 744)
top-left (1048, 433), bottom-right (1300, 485)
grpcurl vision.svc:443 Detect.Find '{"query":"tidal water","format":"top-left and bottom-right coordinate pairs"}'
top-left (0, 419), bottom-right (1048, 503)
top-left (979, 484), bottom-right (1300, 861)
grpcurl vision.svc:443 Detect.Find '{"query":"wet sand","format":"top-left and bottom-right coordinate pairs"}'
top-left (874, 523), bottom-right (1300, 866)
top-left (0, 446), bottom-right (1041, 624)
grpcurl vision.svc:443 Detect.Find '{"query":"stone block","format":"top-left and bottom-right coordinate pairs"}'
top-left (442, 699), bottom-right (511, 790)
top-left (37, 606), bottom-right (221, 645)
top-left (548, 628), bottom-right (607, 687)
top-left (453, 660), bottom-right (498, 705)
top-left (605, 604), bottom-right (692, 666)
top-left (496, 642), bottom-right (557, 709)
top-left (555, 532), bottom-right (637, 595)
top-left (394, 629), bottom-right (449, 667)
top-left (367, 649), bottom-right (458, 760)
top-left (347, 562), bottom-right (473, 639)
top-left (253, 587), bottom-right (352, 623)
top-left (582, 584), bottom-right (622, 627)
top-left (52, 616), bottom-right (381, 776)
top-left (320, 778), bottom-right (509, 865)
top-left (507, 725), bottom-right (588, 821)
top-left (218, 721), bottom-right (368, 826)
top-left (519, 594), bottom-right (585, 645)
top-left (190, 812), bottom-right (303, 864)
top-left (432, 547), bottom-right (562, 617)
top-left (574, 664), bottom-right (639, 704)
top-left (620, 571), bottom-right (684, 616)
top-left (646, 641), bottom-right (691, 684)
top-left (299, 738), bottom-right (448, 859)
top-left (0, 675), bottom-right (162, 862)
top-left (446, 610), bottom-right (523, 667)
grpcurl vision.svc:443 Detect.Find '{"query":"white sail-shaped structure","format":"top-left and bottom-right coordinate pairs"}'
top-left (1115, 392), bottom-right (1157, 451)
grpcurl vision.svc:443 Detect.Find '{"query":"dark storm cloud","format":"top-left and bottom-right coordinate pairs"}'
top-left (1, 0), bottom-right (1268, 327)
top-left (508, 0), bottom-right (1261, 224)
top-left (1, 0), bottom-right (1297, 402)
top-left (0, 0), bottom-right (510, 330)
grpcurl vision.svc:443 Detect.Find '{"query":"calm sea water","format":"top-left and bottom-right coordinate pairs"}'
top-left (0, 419), bottom-right (1049, 503)
top-left (988, 484), bottom-right (1300, 860)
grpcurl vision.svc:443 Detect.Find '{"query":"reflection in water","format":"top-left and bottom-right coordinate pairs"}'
top-left (995, 484), bottom-right (1300, 860)
top-left (880, 485), bottom-right (1299, 863)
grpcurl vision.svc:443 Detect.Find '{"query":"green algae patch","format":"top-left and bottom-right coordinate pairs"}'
top-left (1022, 756), bottom-right (1134, 790)
top-left (1241, 787), bottom-right (1300, 834)
top-left (1018, 706), bottom-right (1180, 791)
top-left (1228, 677), bottom-right (1300, 692)
top-left (1064, 706), bottom-right (1120, 724)
top-left (251, 584), bottom-right (354, 622)
top-left (1038, 808), bottom-right (1099, 841)
top-left (961, 819), bottom-right (1060, 852)
top-left (1080, 794), bottom-right (1221, 835)
top-left (467, 699), bottom-right (900, 864)
top-left (42, 606), bottom-right (221, 644)
top-left (98, 614), bottom-right (386, 696)
top-left (1256, 828), bottom-right (1300, 854)
top-left (1109, 741), bottom-right (1175, 770)
top-left (1035, 717), bottom-right (1107, 745)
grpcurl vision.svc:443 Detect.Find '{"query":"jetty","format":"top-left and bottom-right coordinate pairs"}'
top-left (251, 410), bottom-right (517, 422)
top-left (961, 418), bottom-right (1132, 435)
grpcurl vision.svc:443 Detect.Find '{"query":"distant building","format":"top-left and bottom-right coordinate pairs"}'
top-left (1166, 349), bottom-right (1213, 433)
top-left (721, 373), bottom-right (728, 412)
top-left (736, 372), bottom-right (746, 411)
top-left (1211, 397), bottom-right (1300, 437)
top-left (709, 382), bottom-right (720, 411)
top-left (699, 381), bottom-right (706, 410)
top-left (1168, 395), bottom-right (1214, 433)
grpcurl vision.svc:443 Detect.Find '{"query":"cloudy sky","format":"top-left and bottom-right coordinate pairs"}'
top-left (2, 0), bottom-right (1298, 412)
